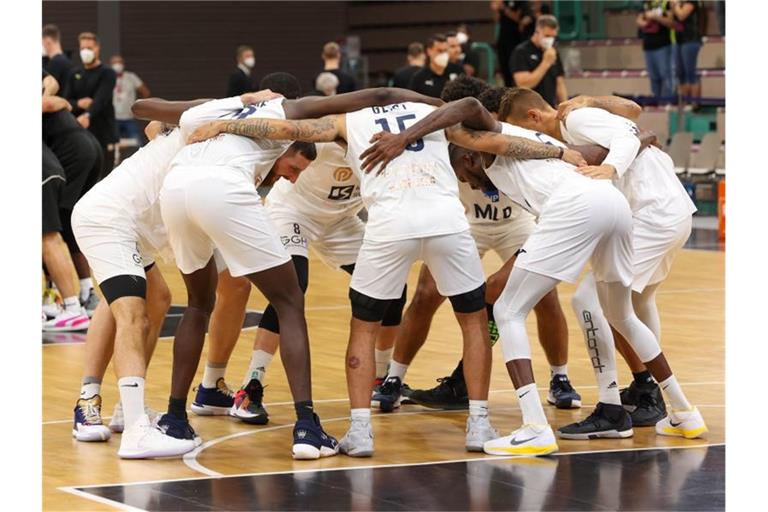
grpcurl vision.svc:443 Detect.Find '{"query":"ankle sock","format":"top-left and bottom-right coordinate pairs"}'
top-left (295, 400), bottom-right (314, 421)
top-left (202, 362), bottom-right (226, 389)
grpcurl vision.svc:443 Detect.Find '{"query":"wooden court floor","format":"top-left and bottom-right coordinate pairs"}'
top-left (42, 248), bottom-right (724, 510)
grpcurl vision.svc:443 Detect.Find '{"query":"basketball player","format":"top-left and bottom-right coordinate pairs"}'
top-left (359, 93), bottom-right (705, 454)
top-left (500, 88), bottom-right (705, 439)
top-left (141, 76), bottom-right (451, 459)
top-left (187, 99), bottom-right (585, 456)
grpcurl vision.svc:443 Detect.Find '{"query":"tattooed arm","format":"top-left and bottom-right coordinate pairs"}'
top-left (557, 95), bottom-right (642, 122)
top-left (187, 114), bottom-right (347, 144)
top-left (446, 125), bottom-right (587, 166)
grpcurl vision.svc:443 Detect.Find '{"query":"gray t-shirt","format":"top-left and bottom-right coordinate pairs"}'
top-left (113, 71), bottom-right (143, 120)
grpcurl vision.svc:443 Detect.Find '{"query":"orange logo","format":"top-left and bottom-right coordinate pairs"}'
top-left (333, 167), bottom-right (353, 182)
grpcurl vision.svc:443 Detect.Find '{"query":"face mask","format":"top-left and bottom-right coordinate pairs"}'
top-left (433, 52), bottom-right (449, 68)
top-left (112, 63), bottom-right (124, 74)
top-left (243, 57), bottom-right (255, 68)
top-left (80, 48), bottom-right (95, 64)
top-left (456, 32), bottom-right (469, 45)
top-left (540, 37), bottom-right (555, 50)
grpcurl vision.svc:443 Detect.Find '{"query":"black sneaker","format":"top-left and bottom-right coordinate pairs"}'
top-left (557, 402), bottom-right (633, 440)
top-left (157, 413), bottom-right (202, 445)
top-left (547, 374), bottom-right (582, 409)
top-left (232, 378), bottom-right (269, 425)
top-left (400, 382), bottom-right (415, 404)
top-left (621, 381), bottom-right (667, 427)
top-left (372, 376), bottom-right (402, 412)
top-left (292, 413), bottom-right (339, 460)
top-left (407, 374), bottom-right (469, 410)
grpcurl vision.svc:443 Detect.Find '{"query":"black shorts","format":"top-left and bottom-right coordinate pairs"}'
top-left (42, 144), bottom-right (65, 234)
top-left (48, 131), bottom-right (101, 211)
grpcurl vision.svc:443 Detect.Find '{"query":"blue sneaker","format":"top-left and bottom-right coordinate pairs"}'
top-left (372, 376), bottom-right (402, 412)
top-left (191, 378), bottom-right (235, 416)
top-left (157, 413), bottom-right (202, 446)
top-left (547, 374), bottom-right (582, 409)
top-left (292, 413), bottom-right (339, 460)
top-left (72, 394), bottom-right (111, 442)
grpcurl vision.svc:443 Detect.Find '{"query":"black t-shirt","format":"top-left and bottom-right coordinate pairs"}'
top-left (66, 64), bottom-right (119, 146)
top-left (497, 1), bottom-right (532, 49)
top-left (392, 65), bottom-right (421, 89)
top-left (674, 1), bottom-right (702, 44)
top-left (227, 68), bottom-right (253, 97)
top-left (315, 69), bottom-right (357, 94)
top-left (639, 1), bottom-right (673, 50)
top-left (510, 39), bottom-right (564, 108)
top-left (44, 53), bottom-right (73, 95)
top-left (407, 64), bottom-right (462, 99)
top-left (42, 110), bottom-right (83, 146)
top-left (461, 45), bottom-right (482, 75)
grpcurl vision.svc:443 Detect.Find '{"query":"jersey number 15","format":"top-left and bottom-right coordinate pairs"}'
top-left (374, 114), bottom-right (424, 152)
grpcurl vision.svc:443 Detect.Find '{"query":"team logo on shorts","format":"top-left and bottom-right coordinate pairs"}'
top-left (333, 167), bottom-right (353, 182)
top-left (132, 243), bottom-right (143, 266)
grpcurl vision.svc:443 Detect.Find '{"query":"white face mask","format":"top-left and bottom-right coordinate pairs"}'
top-left (243, 57), bottom-right (255, 69)
top-left (540, 37), bottom-right (555, 50)
top-left (433, 52), bottom-right (449, 68)
top-left (456, 32), bottom-right (469, 45)
top-left (112, 63), bottom-right (124, 74)
top-left (80, 48), bottom-right (95, 64)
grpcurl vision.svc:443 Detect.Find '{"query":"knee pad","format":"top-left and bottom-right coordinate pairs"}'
top-left (382, 285), bottom-right (407, 327)
top-left (292, 255), bottom-right (309, 293)
top-left (100, 274), bottom-right (147, 304)
top-left (340, 263), bottom-right (355, 276)
top-left (258, 305), bottom-right (280, 334)
top-left (448, 284), bottom-right (486, 314)
top-left (349, 288), bottom-right (391, 323)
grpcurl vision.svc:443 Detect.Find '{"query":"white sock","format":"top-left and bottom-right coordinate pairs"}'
top-left (202, 363), bottom-right (226, 389)
top-left (516, 383), bottom-right (548, 425)
top-left (79, 278), bottom-right (93, 301)
top-left (80, 381), bottom-right (101, 399)
top-left (659, 374), bottom-right (691, 410)
top-left (118, 377), bottom-right (145, 428)
top-left (244, 349), bottom-right (273, 386)
top-left (374, 347), bottom-right (393, 378)
top-left (351, 408), bottom-right (371, 423)
top-left (550, 364), bottom-right (568, 376)
top-left (387, 360), bottom-right (409, 381)
top-left (63, 296), bottom-right (81, 314)
top-left (469, 400), bottom-right (489, 418)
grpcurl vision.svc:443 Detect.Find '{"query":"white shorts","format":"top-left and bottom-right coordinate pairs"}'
top-left (159, 166), bottom-right (290, 277)
top-left (269, 211), bottom-right (364, 270)
top-left (71, 207), bottom-right (156, 285)
top-left (631, 214), bottom-right (692, 292)
top-left (351, 230), bottom-right (485, 300)
top-left (516, 182), bottom-right (634, 287)
top-left (471, 213), bottom-right (536, 262)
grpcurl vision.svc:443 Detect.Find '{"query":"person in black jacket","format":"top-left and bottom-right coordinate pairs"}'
top-left (391, 42), bottom-right (426, 89)
top-left (42, 24), bottom-right (73, 93)
top-left (226, 45), bottom-right (256, 96)
top-left (66, 32), bottom-right (118, 178)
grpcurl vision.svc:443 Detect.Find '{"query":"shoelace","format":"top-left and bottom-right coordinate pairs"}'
top-left (379, 378), bottom-right (401, 395)
top-left (82, 402), bottom-right (101, 424)
top-left (553, 376), bottom-right (575, 393)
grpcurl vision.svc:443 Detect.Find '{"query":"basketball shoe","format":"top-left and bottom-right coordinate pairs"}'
top-left (81, 289), bottom-right (100, 318)
top-left (372, 375), bottom-right (403, 412)
top-left (557, 402), bottom-right (633, 440)
top-left (231, 378), bottom-right (269, 425)
top-left (370, 376), bottom-right (385, 408)
top-left (72, 395), bottom-right (112, 442)
top-left (191, 378), bottom-right (235, 416)
top-left (292, 413), bottom-right (339, 460)
top-left (621, 380), bottom-right (667, 426)
top-left (156, 413), bottom-right (202, 446)
top-left (42, 288), bottom-right (61, 319)
top-left (465, 415), bottom-right (500, 452)
top-left (118, 414), bottom-right (197, 459)
top-left (483, 424), bottom-right (559, 456)
top-left (43, 308), bottom-right (90, 332)
top-left (339, 419), bottom-right (374, 457)
top-left (407, 365), bottom-right (468, 410)
top-left (655, 407), bottom-right (708, 439)
top-left (108, 402), bottom-right (159, 433)
top-left (547, 374), bottom-right (582, 409)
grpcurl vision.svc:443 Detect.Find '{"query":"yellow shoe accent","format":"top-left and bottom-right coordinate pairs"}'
top-left (661, 426), bottom-right (683, 436)
top-left (683, 425), bottom-right (708, 439)
top-left (487, 443), bottom-right (559, 456)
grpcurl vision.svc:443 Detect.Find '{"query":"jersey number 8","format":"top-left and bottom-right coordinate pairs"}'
top-left (374, 114), bottom-right (424, 152)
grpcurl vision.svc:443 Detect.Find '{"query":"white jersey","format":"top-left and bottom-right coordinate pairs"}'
top-left (485, 122), bottom-right (590, 216)
top-left (560, 107), bottom-right (696, 224)
top-left (459, 181), bottom-right (525, 228)
top-left (74, 128), bottom-right (185, 255)
top-left (345, 102), bottom-right (468, 242)
top-left (171, 96), bottom-right (291, 185)
top-left (265, 142), bottom-right (362, 223)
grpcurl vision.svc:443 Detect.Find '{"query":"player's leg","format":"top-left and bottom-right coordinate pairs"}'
top-left (483, 266), bottom-right (560, 456)
top-left (371, 285), bottom-right (408, 404)
top-left (41, 232), bottom-right (90, 331)
top-left (191, 269), bottom-right (251, 417)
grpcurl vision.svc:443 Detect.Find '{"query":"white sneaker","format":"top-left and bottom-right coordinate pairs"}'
top-left (483, 424), bottom-right (559, 456)
top-left (42, 288), bottom-right (61, 319)
top-left (465, 415), bottom-right (500, 452)
top-left (72, 395), bottom-right (112, 442)
top-left (339, 420), bottom-right (374, 457)
top-left (42, 308), bottom-right (90, 332)
top-left (109, 402), bottom-right (159, 433)
top-left (118, 414), bottom-right (197, 459)
top-left (655, 407), bottom-right (708, 439)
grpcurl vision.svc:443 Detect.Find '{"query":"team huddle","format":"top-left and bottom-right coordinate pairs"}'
top-left (69, 71), bottom-right (707, 461)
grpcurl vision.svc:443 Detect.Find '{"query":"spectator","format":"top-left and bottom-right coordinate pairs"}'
top-left (316, 42), bottom-right (357, 94)
top-left (408, 34), bottom-right (462, 98)
top-left (391, 42), bottom-right (426, 88)
top-left (227, 45), bottom-right (256, 96)
top-left (491, 1), bottom-right (534, 86)
top-left (446, 31), bottom-right (464, 68)
top-left (42, 24), bottom-right (73, 92)
top-left (671, 0), bottom-right (704, 106)
top-left (455, 25), bottom-right (481, 77)
top-left (314, 72), bottom-right (339, 96)
top-left (110, 55), bottom-right (151, 144)
top-left (511, 15), bottom-right (568, 107)
top-left (66, 31), bottom-right (118, 178)
top-left (637, 1), bottom-right (676, 101)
